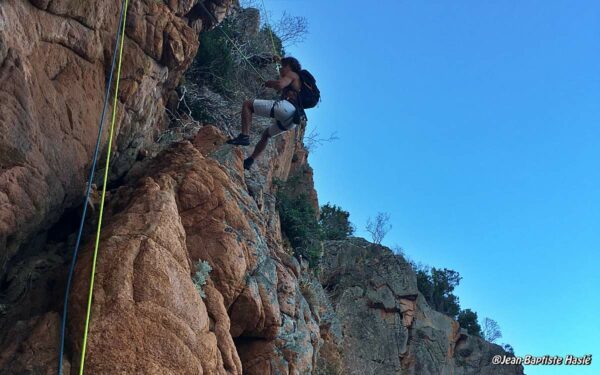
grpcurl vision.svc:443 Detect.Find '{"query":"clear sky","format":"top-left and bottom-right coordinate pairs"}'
top-left (264, 1), bottom-right (599, 374)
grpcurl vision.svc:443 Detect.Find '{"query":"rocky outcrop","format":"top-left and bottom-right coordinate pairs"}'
top-left (1, 124), bottom-right (322, 373)
top-left (316, 238), bottom-right (524, 375)
top-left (0, 0), bottom-right (234, 279)
top-left (318, 239), bottom-right (418, 374)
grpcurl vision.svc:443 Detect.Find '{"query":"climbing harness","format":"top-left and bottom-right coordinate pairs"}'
top-left (57, 0), bottom-right (127, 373)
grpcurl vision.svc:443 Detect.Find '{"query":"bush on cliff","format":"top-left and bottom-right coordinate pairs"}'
top-left (415, 265), bottom-right (462, 318)
top-left (275, 179), bottom-right (322, 268)
top-left (319, 203), bottom-right (355, 240)
top-left (457, 308), bottom-right (482, 336)
top-left (414, 262), bottom-right (508, 344)
top-left (194, 21), bottom-right (237, 96)
top-left (275, 182), bottom-right (356, 268)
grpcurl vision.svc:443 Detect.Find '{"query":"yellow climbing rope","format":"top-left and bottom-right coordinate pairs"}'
top-left (78, 0), bottom-right (129, 373)
top-left (259, 0), bottom-right (281, 69)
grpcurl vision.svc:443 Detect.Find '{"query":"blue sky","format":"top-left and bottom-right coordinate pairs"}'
top-left (263, 1), bottom-right (599, 374)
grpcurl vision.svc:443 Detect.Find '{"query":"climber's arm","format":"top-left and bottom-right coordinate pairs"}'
top-left (264, 74), bottom-right (293, 91)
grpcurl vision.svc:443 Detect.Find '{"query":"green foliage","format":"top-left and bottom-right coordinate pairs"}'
top-left (275, 178), bottom-right (322, 268)
top-left (275, 181), bottom-right (356, 268)
top-left (277, 193), bottom-right (322, 268)
top-left (192, 260), bottom-right (213, 299)
top-left (457, 309), bottom-right (482, 336)
top-left (260, 25), bottom-right (285, 56)
top-left (415, 266), bottom-right (433, 299)
top-left (413, 262), bottom-right (504, 343)
top-left (194, 21), bottom-right (237, 95)
top-left (415, 266), bottom-right (462, 318)
top-left (319, 203), bottom-right (355, 240)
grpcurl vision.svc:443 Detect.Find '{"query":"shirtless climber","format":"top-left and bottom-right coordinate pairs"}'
top-left (226, 56), bottom-right (320, 170)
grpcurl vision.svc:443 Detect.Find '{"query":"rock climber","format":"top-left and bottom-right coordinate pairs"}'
top-left (226, 56), bottom-right (320, 170)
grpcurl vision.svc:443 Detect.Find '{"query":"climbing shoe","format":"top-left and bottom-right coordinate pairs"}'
top-left (226, 134), bottom-right (250, 146)
top-left (243, 157), bottom-right (254, 170)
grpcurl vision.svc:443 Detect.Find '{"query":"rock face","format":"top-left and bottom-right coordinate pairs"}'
top-left (317, 238), bottom-right (524, 375)
top-left (317, 239), bottom-right (417, 375)
top-left (1, 125), bottom-right (321, 373)
top-left (0, 0), bottom-right (233, 279)
top-left (0, 2), bottom-right (524, 375)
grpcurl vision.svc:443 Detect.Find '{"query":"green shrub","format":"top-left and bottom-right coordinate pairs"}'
top-left (319, 203), bottom-right (355, 240)
top-left (260, 25), bottom-right (285, 56)
top-left (193, 21), bottom-right (237, 95)
top-left (415, 266), bottom-right (462, 318)
top-left (457, 308), bottom-right (482, 336)
top-left (275, 179), bottom-right (322, 268)
top-left (192, 260), bottom-right (212, 299)
top-left (275, 180), bottom-right (357, 268)
top-left (277, 193), bottom-right (322, 268)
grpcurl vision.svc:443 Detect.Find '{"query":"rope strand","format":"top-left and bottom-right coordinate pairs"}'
top-left (57, 0), bottom-right (127, 373)
top-left (78, 0), bottom-right (130, 373)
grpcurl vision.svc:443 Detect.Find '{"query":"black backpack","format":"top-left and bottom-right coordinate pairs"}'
top-left (298, 70), bottom-right (320, 109)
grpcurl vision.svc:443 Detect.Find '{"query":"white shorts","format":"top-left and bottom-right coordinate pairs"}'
top-left (253, 99), bottom-right (297, 137)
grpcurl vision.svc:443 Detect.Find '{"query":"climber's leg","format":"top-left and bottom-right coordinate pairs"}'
top-left (251, 129), bottom-right (271, 160)
top-left (241, 99), bottom-right (253, 135)
top-left (227, 100), bottom-right (254, 146)
top-left (244, 130), bottom-right (271, 170)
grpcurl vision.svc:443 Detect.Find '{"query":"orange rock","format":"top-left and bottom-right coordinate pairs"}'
top-left (61, 139), bottom-right (321, 374)
top-left (0, 0), bottom-right (234, 280)
top-left (69, 176), bottom-right (225, 373)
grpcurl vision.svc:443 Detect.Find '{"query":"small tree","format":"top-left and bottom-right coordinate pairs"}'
top-left (366, 212), bottom-right (391, 245)
top-left (457, 309), bottom-right (482, 336)
top-left (272, 11), bottom-right (309, 47)
top-left (502, 344), bottom-right (515, 355)
top-left (482, 318), bottom-right (502, 343)
top-left (319, 203), bottom-right (355, 240)
top-left (303, 128), bottom-right (338, 152)
top-left (414, 265), bottom-right (461, 318)
top-left (414, 263), bottom-right (432, 298)
top-left (430, 268), bottom-right (462, 317)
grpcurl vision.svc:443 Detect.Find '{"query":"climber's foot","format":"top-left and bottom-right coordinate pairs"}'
top-left (226, 134), bottom-right (250, 146)
top-left (243, 157), bottom-right (254, 170)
